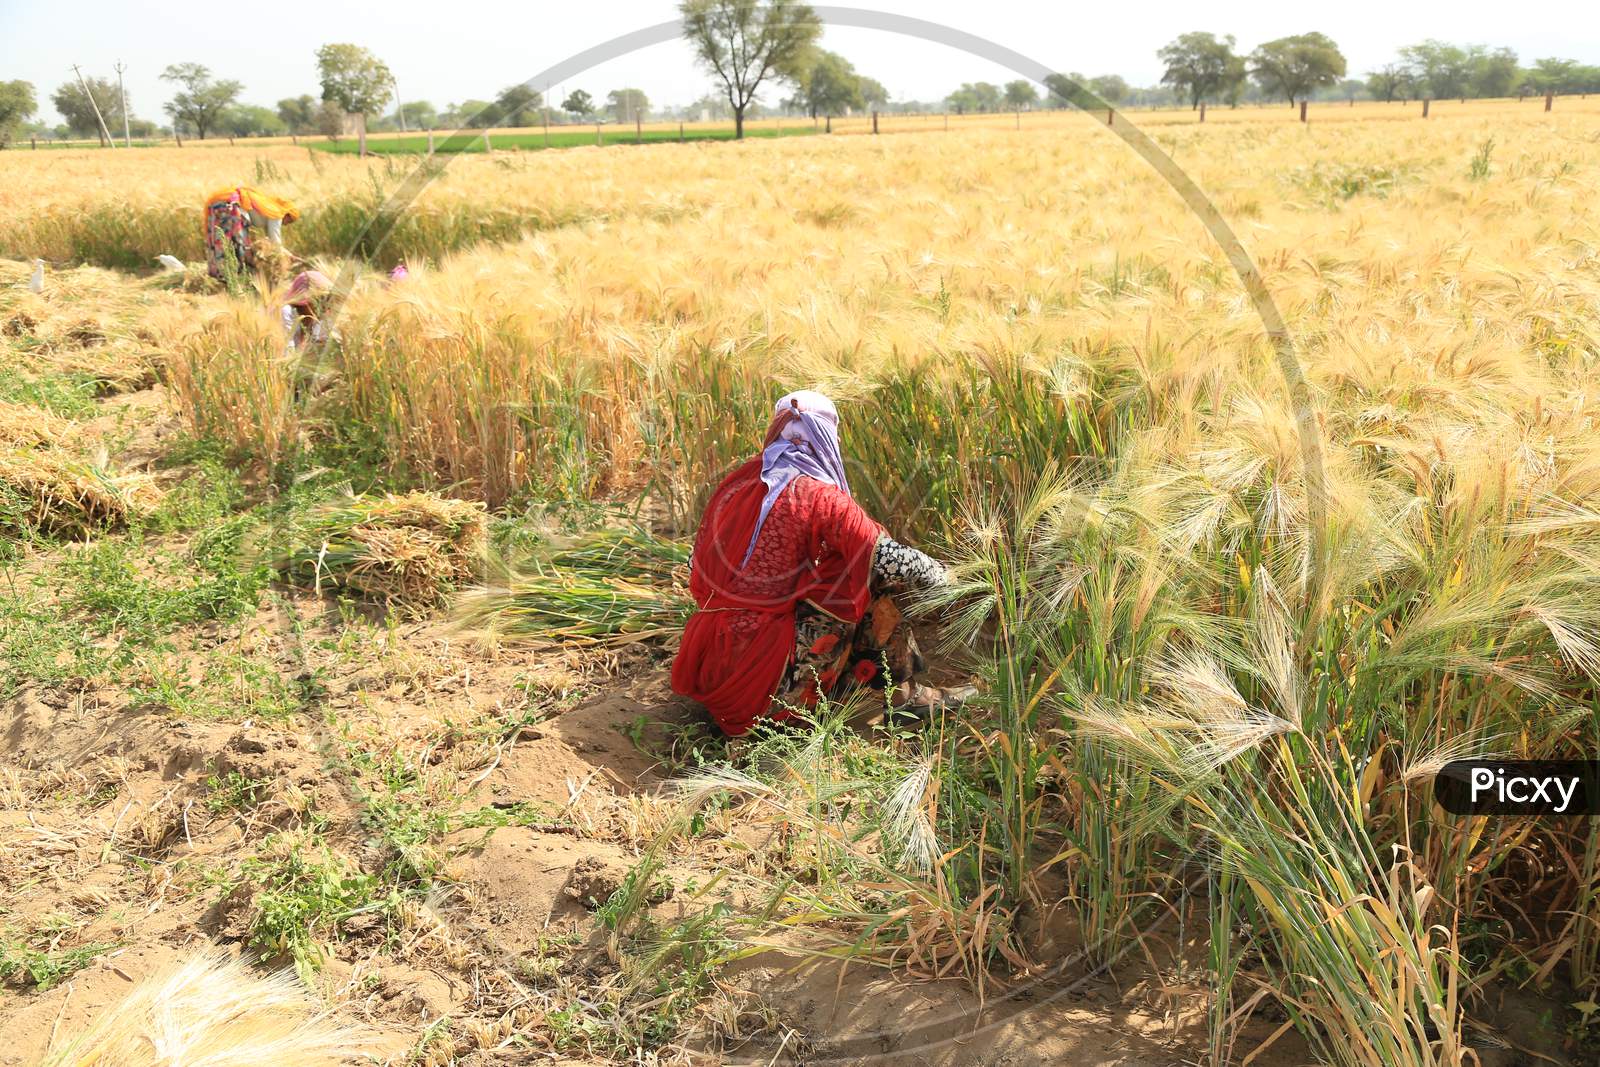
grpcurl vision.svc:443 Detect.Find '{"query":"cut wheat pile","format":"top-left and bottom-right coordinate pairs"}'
top-left (454, 526), bottom-right (691, 645)
top-left (266, 491), bottom-right (486, 613)
top-left (0, 448), bottom-right (160, 537)
top-left (0, 401), bottom-right (73, 450)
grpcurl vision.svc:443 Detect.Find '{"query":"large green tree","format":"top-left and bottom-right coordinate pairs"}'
top-left (0, 81), bottom-right (37, 148)
top-left (455, 100), bottom-right (498, 128)
top-left (1043, 72), bottom-right (1083, 107)
top-left (680, 0), bottom-right (820, 139)
top-left (52, 76), bottom-right (128, 142)
top-left (1470, 47), bottom-right (1519, 99)
top-left (1221, 53), bottom-right (1249, 106)
top-left (1158, 32), bottom-right (1239, 108)
top-left (786, 49), bottom-right (865, 118)
top-left (1088, 74), bottom-right (1129, 105)
top-left (489, 84), bottom-right (543, 127)
top-left (946, 81), bottom-right (1001, 114)
top-left (1525, 57), bottom-right (1581, 94)
top-left (1250, 32), bottom-right (1346, 106)
top-left (1004, 79), bottom-right (1039, 109)
top-left (316, 43), bottom-right (393, 153)
top-left (160, 63), bottom-right (241, 140)
top-left (1398, 40), bottom-right (1473, 100)
top-left (857, 76), bottom-right (888, 110)
top-left (1366, 63), bottom-right (1409, 103)
top-left (315, 99), bottom-right (348, 140)
top-left (562, 89), bottom-right (595, 119)
top-left (399, 100), bottom-right (437, 129)
top-left (276, 94), bottom-right (318, 133)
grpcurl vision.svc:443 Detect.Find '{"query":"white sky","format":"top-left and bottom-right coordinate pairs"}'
top-left (5, 0), bottom-right (1597, 126)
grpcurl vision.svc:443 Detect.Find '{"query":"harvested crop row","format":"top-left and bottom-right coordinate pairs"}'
top-left (454, 527), bottom-right (691, 645)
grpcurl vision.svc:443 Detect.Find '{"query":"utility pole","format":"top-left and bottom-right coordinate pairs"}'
top-left (114, 61), bottom-right (132, 146)
top-left (70, 64), bottom-right (115, 147)
top-left (393, 77), bottom-right (406, 132)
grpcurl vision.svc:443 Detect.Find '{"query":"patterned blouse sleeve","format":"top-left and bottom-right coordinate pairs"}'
top-left (872, 533), bottom-right (947, 591)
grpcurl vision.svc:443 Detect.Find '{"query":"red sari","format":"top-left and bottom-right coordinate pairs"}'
top-left (671, 459), bottom-right (882, 735)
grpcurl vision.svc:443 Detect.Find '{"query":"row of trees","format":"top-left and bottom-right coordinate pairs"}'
top-left (2, 0), bottom-right (882, 147)
top-left (1154, 30), bottom-right (1599, 110)
top-left (4, 72), bottom-right (861, 149)
top-left (0, 76), bottom-right (164, 145)
top-left (1367, 44), bottom-right (1600, 103)
top-left (941, 75), bottom-right (1151, 113)
top-left (0, 46), bottom-right (395, 145)
top-left (14, 11), bottom-right (1594, 150)
top-left (442, 4), bottom-right (885, 138)
top-left (286, 4), bottom-right (862, 141)
top-left (1157, 31), bottom-right (1346, 108)
top-left (432, 86), bottom-right (653, 128)
top-left (945, 80), bottom-right (1035, 114)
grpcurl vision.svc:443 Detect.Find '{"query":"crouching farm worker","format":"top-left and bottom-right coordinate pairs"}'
top-left (672, 390), bottom-right (975, 736)
top-left (203, 186), bottom-right (300, 281)
top-left (280, 270), bottom-right (335, 351)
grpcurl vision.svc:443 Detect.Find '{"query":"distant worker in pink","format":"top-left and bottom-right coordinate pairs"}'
top-left (280, 270), bottom-right (334, 351)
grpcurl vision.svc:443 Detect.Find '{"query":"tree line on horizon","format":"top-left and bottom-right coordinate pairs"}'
top-left (1149, 32), bottom-right (1600, 111)
top-left (933, 35), bottom-right (1599, 115)
top-left (3, 1), bottom-right (1598, 148)
top-left (0, 60), bottom-right (675, 147)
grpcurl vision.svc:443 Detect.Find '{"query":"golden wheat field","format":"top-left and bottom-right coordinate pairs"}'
top-left (2, 97), bottom-right (1599, 1066)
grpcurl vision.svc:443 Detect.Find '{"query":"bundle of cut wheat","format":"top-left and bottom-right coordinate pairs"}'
top-left (41, 952), bottom-right (363, 1067)
top-left (0, 401), bottom-right (73, 450)
top-left (250, 237), bottom-right (297, 290)
top-left (454, 526), bottom-right (691, 646)
top-left (0, 447), bottom-right (160, 536)
top-left (268, 491), bottom-right (486, 614)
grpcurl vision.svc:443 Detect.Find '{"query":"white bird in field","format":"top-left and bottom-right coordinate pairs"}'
top-left (156, 254), bottom-right (186, 272)
top-left (28, 259), bottom-right (44, 293)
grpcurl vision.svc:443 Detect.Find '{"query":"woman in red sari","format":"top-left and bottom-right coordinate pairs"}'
top-left (672, 390), bottom-right (974, 736)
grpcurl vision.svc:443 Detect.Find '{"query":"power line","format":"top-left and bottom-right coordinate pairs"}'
top-left (69, 64), bottom-right (116, 148)
top-left (114, 61), bottom-right (132, 147)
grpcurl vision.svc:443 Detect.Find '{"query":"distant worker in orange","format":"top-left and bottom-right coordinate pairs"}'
top-left (203, 186), bottom-right (300, 281)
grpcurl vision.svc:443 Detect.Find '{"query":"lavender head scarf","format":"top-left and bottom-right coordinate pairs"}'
top-left (741, 390), bottom-right (851, 567)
